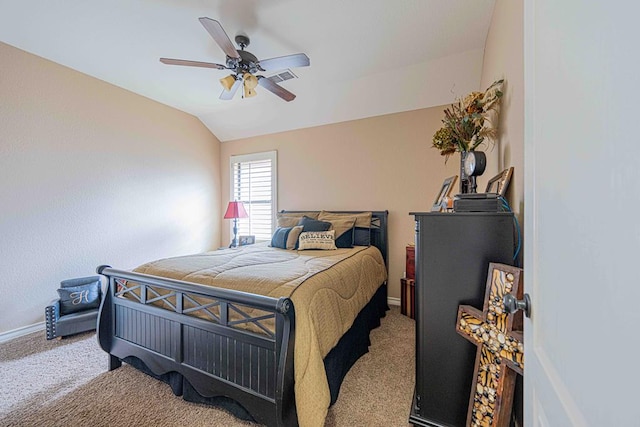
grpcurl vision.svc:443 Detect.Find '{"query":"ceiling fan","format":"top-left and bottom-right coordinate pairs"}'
top-left (160, 18), bottom-right (310, 102)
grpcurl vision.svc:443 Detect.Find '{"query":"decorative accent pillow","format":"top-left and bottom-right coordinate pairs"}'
top-left (318, 211), bottom-right (373, 246)
top-left (298, 230), bottom-right (337, 250)
top-left (270, 225), bottom-right (304, 250)
top-left (276, 211), bottom-right (320, 228)
top-left (57, 281), bottom-right (101, 315)
top-left (298, 216), bottom-right (332, 232)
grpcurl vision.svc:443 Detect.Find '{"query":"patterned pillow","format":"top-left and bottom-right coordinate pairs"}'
top-left (270, 226), bottom-right (304, 250)
top-left (57, 281), bottom-right (101, 315)
top-left (298, 230), bottom-right (337, 250)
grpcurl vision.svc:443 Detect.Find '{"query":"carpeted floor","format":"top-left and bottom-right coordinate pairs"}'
top-left (0, 307), bottom-right (415, 427)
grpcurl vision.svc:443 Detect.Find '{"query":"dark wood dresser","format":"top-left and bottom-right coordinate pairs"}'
top-left (409, 212), bottom-right (515, 427)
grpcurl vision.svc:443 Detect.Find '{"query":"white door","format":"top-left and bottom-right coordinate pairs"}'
top-left (524, 1), bottom-right (640, 425)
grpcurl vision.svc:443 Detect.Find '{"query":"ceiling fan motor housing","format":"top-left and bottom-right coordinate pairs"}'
top-left (227, 50), bottom-right (259, 74)
top-left (235, 34), bottom-right (250, 48)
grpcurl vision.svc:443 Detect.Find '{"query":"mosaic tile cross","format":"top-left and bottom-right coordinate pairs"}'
top-left (456, 263), bottom-right (524, 427)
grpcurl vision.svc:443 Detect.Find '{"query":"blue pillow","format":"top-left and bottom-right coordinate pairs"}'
top-left (270, 226), bottom-right (304, 250)
top-left (298, 216), bottom-right (331, 232)
top-left (335, 227), bottom-right (355, 248)
top-left (58, 281), bottom-right (101, 315)
top-left (353, 227), bottom-right (371, 246)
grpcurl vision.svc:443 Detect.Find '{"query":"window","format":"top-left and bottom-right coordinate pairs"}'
top-left (229, 151), bottom-right (277, 241)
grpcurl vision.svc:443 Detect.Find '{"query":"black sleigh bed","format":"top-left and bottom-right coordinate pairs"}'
top-left (96, 210), bottom-right (389, 427)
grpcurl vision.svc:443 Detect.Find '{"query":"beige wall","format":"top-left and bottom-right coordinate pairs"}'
top-left (220, 109), bottom-right (459, 300)
top-left (479, 1), bottom-right (525, 422)
top-left (0, 42), bottom-right (221, 334)
top-left (479, 0), bottom-right (524, 222)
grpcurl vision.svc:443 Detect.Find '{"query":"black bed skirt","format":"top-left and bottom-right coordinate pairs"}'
top-left (324, 283), bottom-right (389, 404)
top-left (124, 283), bottom-right (389, 421)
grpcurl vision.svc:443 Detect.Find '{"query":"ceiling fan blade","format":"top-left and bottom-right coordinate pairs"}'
top-left (258, 53), bottom-right (310, 71)
top-left (199, 17), bottom-right (240, 59)
top-left (258, 76), bottom-right (296, 102)
top-left (219, 79), bottom-right (242, 101)
top-left (160, 58), bottom-right (226, 70)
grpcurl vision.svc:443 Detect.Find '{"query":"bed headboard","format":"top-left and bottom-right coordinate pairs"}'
top-left (280, 210), bottom-right (389, 269)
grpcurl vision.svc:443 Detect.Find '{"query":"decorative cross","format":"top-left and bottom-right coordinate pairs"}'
top-left (456, 263), bottom-right (524, 427)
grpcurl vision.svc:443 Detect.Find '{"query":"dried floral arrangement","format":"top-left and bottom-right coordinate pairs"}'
top-left (432, 79), bottom-right (504, 161)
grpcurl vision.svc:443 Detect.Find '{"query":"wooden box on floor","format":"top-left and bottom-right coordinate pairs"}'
top-left (406, 245), bottom-right (415, 280)
top-left (401, 277), bottom-right (415, 319)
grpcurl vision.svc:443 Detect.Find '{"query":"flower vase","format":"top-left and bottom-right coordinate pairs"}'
top-left (460, 152), bottom-right (470, 194)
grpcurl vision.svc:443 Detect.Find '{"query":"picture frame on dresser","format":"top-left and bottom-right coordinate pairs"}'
top-left (485, 167), bottom-right (514, 196)
top-left (238, 235), bottom-right (255, 246)
top-left (431, 175), bottom-right (458, 212)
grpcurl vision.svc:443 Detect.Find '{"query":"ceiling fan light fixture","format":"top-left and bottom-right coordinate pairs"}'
top-left (243, 73), bottom-right (258, 89)
top-left (244, 86), bottom-right (257, 98)
top-left (219, 74), bottom-right (236, 91)
top-left (243, 73), bottom-right (258, 98)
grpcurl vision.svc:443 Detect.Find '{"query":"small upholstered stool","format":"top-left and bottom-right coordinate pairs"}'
top-left (45, 276), bottom-right (102, 340)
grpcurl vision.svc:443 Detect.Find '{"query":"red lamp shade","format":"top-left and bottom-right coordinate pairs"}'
top-left (224, 201), bottom-right (249, 219)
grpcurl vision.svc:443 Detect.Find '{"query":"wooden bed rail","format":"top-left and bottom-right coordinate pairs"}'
top-left (97, 265), bottom-right (293, 314)
top-left (96, 265), bottom-right (297, 427)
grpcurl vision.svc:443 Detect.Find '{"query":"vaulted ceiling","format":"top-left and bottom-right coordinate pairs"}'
top-left (0, 0), bottom-right (496, 141)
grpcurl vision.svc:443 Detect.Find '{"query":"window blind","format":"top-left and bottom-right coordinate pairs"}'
top-left (230, 152), bottom-right (277, 241)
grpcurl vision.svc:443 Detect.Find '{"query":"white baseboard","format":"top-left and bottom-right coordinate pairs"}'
top-left (387, 297), bottom-right (400, 306)
top-left (0, 322), bottom-right (44, 344)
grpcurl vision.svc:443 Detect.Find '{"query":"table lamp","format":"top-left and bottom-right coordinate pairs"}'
top-left (224, 201), bottom-right (249, 248)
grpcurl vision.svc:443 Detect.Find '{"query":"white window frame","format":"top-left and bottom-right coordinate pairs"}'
top-left (229, 151), bottom-right (277, 242)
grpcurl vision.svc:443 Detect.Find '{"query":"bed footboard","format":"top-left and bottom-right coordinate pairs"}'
top-left (96, 265), bottom-right (297, 427)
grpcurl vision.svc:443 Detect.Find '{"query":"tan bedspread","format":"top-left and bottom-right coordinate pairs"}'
top-left (133, 243), bottom-right (387, 427)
